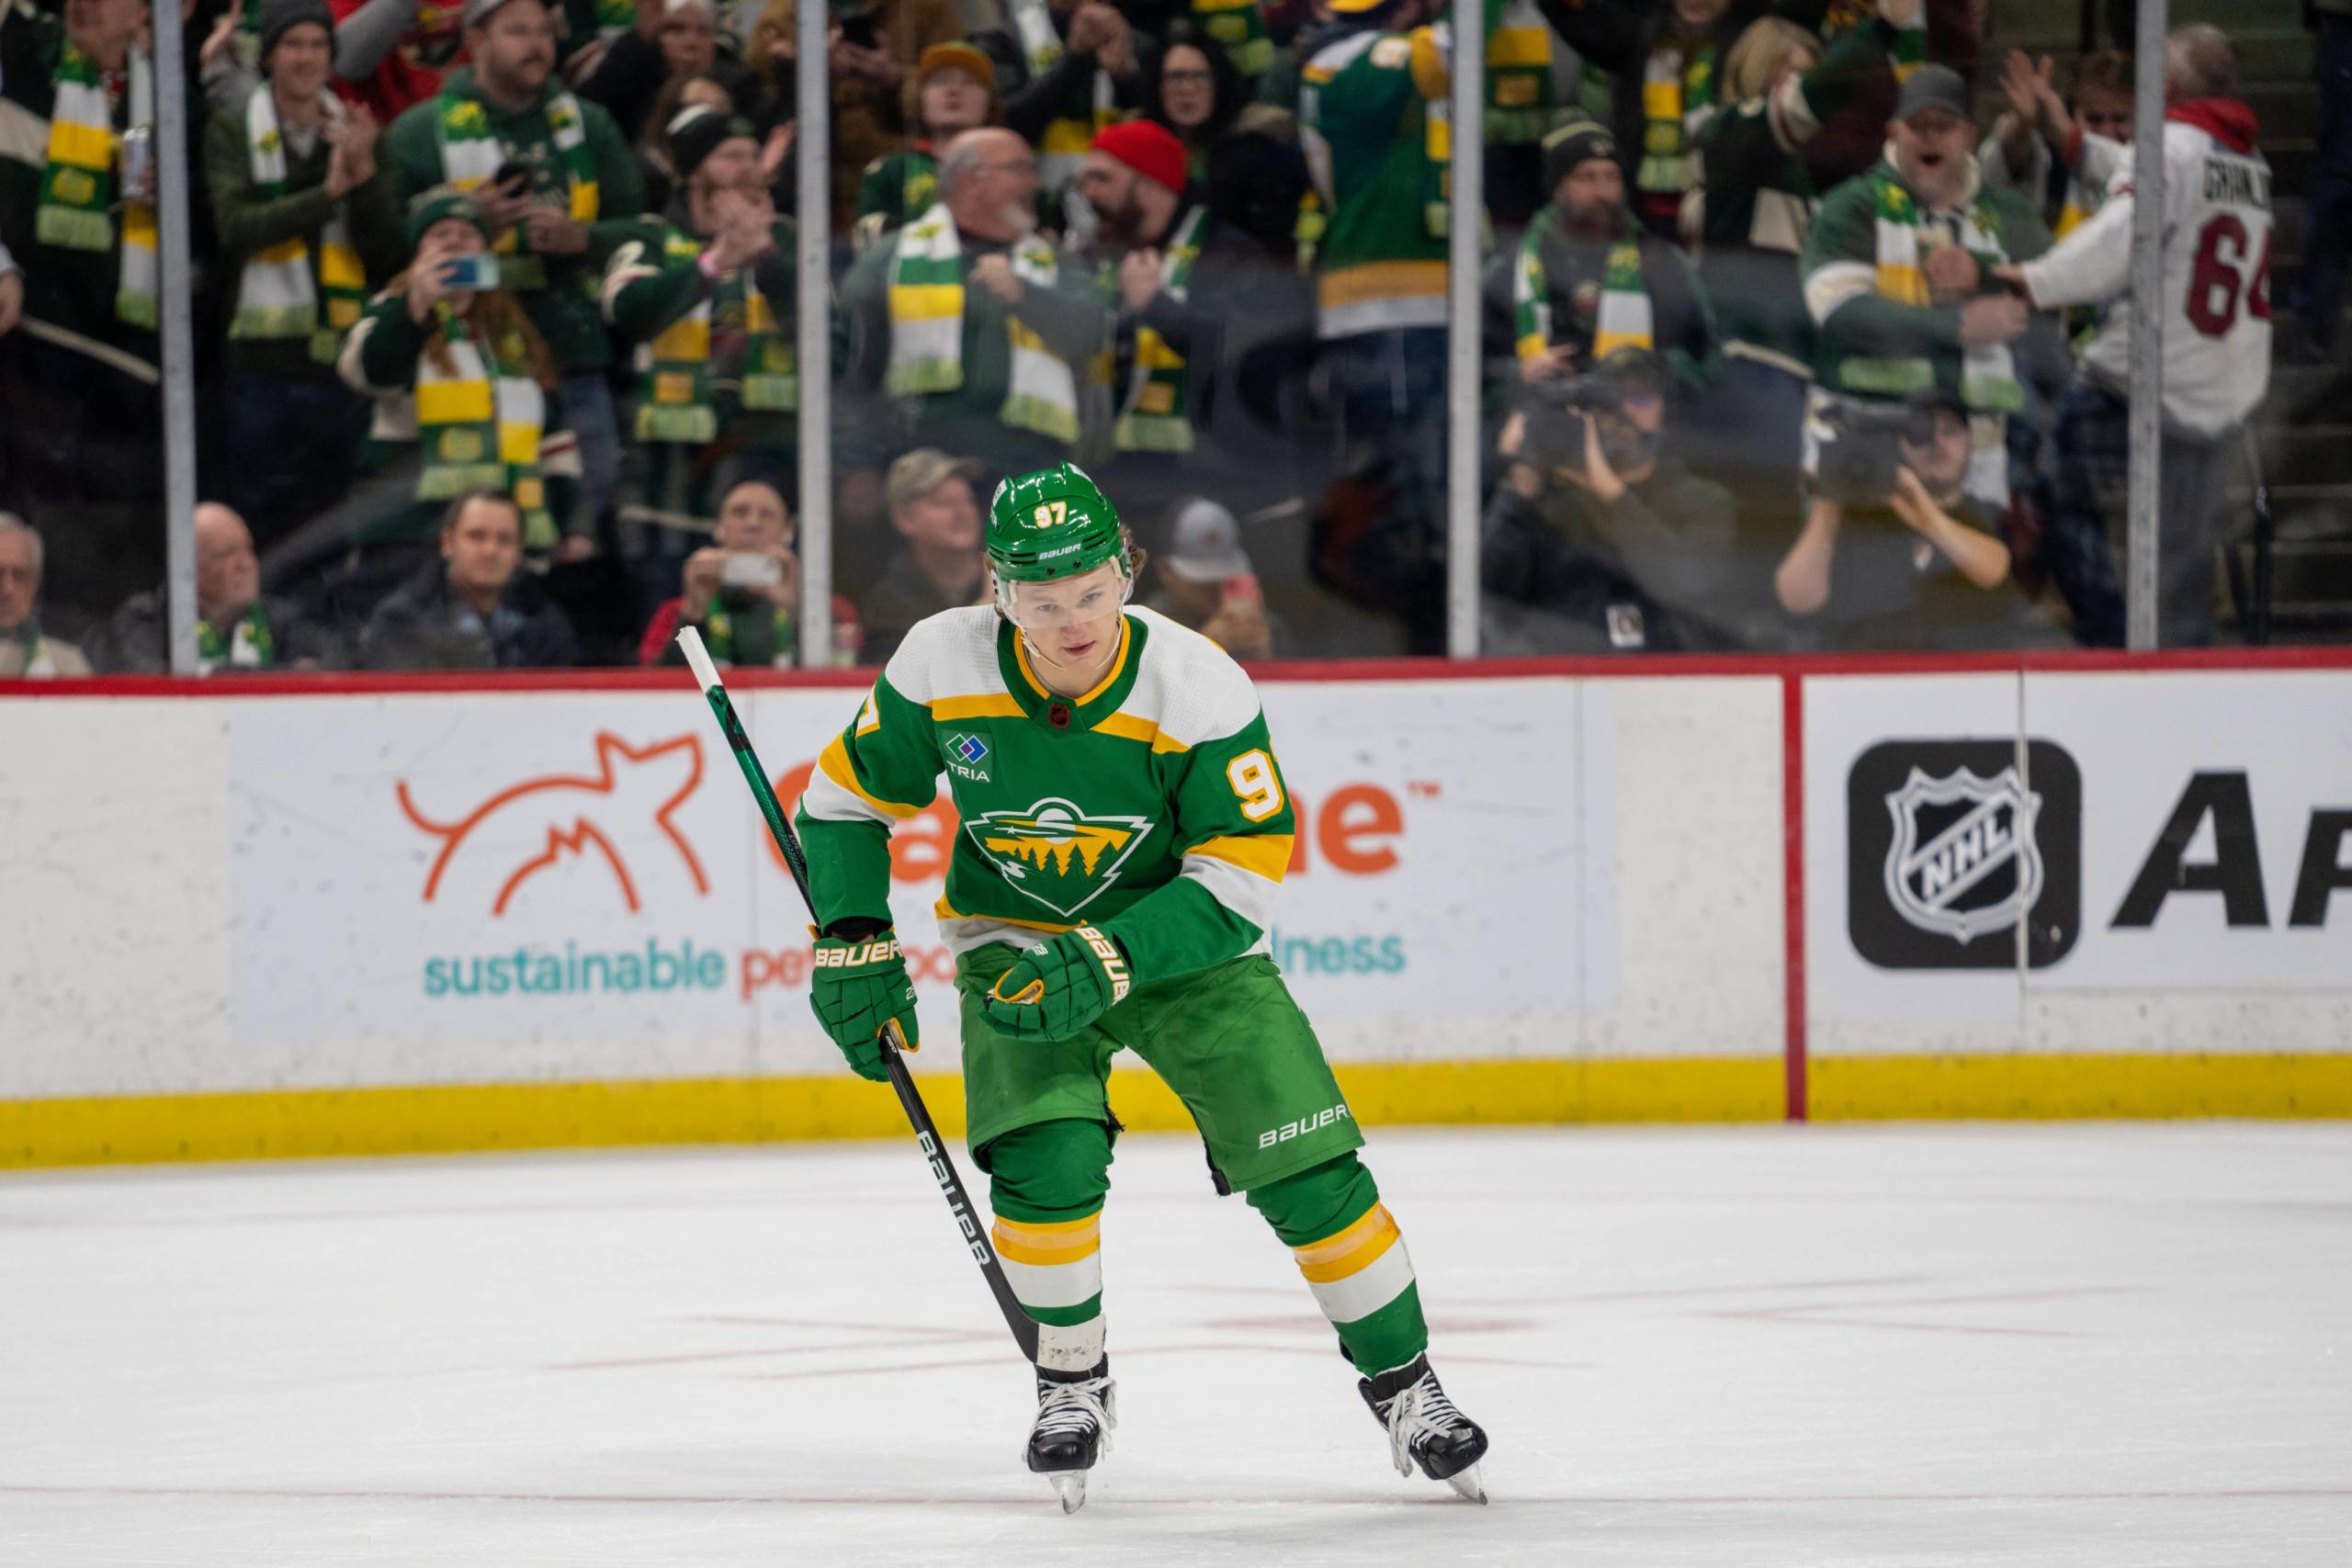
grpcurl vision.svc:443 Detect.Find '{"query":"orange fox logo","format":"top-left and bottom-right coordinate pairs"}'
top-left (396, 732), bottom-right (713, 916)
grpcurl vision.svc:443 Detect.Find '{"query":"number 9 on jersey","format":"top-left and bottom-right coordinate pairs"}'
top-left (1227, 749), bottom-right (1283, 821)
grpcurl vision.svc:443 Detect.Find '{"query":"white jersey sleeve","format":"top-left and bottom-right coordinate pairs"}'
top-left (2025, 118), bottom-right (2273, 436)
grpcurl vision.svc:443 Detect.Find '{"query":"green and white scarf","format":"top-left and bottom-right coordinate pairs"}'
top-left (413, 324), bottom-right (558, 549)
top-left (4, 625), bottom-right (63, 677)
top-left (1419, 28), bottom-right (1454, 239)
top-left (1113, 205), bottom-right (1205, 454)
top-left (36, 42), bottom-right (158, 328)
top-left (1869, 167), bottom-right (2021, 502)
top-left (1636, 42), bottom-right (1715, 207)
top-left (230, 85), bottom-right (370, 363)
top-left (886, 205), bottom-right (1079, 445)
top-left (1191, 0), bottom-right (1271, 77)
top-left (1007, 0), bottom-right (1114, 188)
top-left (634, 231), bottom-right (798, 443)
top-left (197, 605), bottom-right (277, 672)
top-left (1513, 210), bottom-right (1652, 363)
top-left (433, 87), bottom-right (600, 292)
top-left (1486, 0), bottom-right (1568, 146)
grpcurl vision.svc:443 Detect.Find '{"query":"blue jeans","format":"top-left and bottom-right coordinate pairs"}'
top-left (224, 371), bottom-right (367, 552)
top-left (560, 372), bottom-right (622, 535)
top-left (2298, 15), bottom-right (2352, 349)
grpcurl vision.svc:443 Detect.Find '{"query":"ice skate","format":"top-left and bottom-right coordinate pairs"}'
top-left (1360, 1352), bottom-right (1488, 1503)
top-left (1023, 1359), bottom-right (1116, 1513)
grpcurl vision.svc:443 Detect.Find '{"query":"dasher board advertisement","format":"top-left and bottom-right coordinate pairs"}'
top-left (217, 680), bottom-right (1589, 1091)
top-left (1811, 670), bottom-right (2352, 1025)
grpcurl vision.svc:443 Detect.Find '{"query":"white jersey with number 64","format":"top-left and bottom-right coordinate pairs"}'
top-left (2020, 107), bottom-right (2273, 437)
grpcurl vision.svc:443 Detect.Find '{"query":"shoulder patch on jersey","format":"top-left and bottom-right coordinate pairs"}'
top-left (883, 605), bottom-right (1002, 708)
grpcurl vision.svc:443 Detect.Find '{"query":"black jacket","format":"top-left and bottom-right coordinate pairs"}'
top-left (359, 561), bottom-right (577, 670)
top-left (1481, 457), bottom-right (1738, 650)
top-left (100, 590), bottom-right (341, 672)
top-left (970, 12), bottom-right (1159, 164)
top-left (1531, 0), bottom-right (1761, 236)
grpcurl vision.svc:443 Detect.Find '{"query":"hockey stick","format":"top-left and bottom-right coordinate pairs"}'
top-left (677, 626), bottom-right (1041, 1364)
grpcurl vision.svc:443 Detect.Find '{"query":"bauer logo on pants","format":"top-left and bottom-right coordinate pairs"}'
top-left (1848, 739), bottom-right (2082, 969)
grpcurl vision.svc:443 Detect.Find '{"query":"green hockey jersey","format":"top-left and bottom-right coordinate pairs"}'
top-left (796, 606), bottom-right (1297, 985)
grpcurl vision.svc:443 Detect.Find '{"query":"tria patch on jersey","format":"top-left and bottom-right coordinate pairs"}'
top-left (965, 797), bottom-right (1158, 918)
top-left (944, 731), bottom-right (991, 782)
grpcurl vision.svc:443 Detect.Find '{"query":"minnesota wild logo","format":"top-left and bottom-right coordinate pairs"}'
top-left (966, 797), bottom-right (1155, 918)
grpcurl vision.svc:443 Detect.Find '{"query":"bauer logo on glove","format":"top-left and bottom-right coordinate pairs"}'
top-left (985, 925), bottom-right (1134, 1040)
top-left (809, 926), bottom-right (921, 1082)
top-left (815, 936), bottom-right (903, 969)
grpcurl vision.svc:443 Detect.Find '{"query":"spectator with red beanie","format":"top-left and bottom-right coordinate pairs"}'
top-left (1077, 116), bottom-right (1302, 530)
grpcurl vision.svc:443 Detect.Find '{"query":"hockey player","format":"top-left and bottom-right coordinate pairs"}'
top-left (793, 463), bottom-right (1489, 1511)
top-left (1995, 23), bottom-right (2273, 647)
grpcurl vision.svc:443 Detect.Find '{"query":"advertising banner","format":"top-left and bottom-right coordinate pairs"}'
top-left (1807, 670), bottom-right (2352, 1054)
top-left (216, 679), bottom-right (1592, 1092)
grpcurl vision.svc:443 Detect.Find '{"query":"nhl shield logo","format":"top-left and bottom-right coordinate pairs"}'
top-left (1848, 739), bottom-right (2081, 970)
top-left (1883, 766), bottom-right (2042, 943)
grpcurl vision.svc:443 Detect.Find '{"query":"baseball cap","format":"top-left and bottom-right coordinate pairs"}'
top-left (1894, 64), bottom-right (1972, 125)
top-left (1161, 497), bottom-right (1251, 582)
top-left (461, 0), bottom-right (532, 28)
top-left (918, 41), bottom-right (996, 91)
top-left (887, 448), bottom-right (984, 511)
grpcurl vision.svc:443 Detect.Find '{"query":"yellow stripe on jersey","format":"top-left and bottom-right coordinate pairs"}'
top-left (931, 693), bottom-right (1027, 723)
top-left (818, 734), bottom-right (922, 820)
top-left (1091, 711), bottom-right (1192, 753)
top-left (1186, 834), bottom-right (1293, 883)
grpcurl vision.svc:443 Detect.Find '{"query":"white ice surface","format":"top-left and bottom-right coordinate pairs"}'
top-left (4, 1124), bottom-right (2349, 1567)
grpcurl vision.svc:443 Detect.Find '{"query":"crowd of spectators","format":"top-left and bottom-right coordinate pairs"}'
top-left (0, 0), bottom-right (2304, 673)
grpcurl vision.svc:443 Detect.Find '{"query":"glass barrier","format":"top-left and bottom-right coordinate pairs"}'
top-left (0, 0), bottom-right (2329, 674)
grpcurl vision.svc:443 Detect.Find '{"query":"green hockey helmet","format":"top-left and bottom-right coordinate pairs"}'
top-left (986, 463), bottom-right (1129, 586)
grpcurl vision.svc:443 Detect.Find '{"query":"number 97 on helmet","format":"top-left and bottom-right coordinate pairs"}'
top-left (986, 463), bottom-right (1136, 630)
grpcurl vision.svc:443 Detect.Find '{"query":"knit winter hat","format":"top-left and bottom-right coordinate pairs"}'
top-left (1540, 118), bottom-right (1620, 197)
top-left (1091, 118), bottom-right (1187, 197)
top-left (667, 106), bottom-right (760, 183)
top-left (259, 0), bottom-right (336, 67)
top-left (404, 185), bottom-right (494, 252)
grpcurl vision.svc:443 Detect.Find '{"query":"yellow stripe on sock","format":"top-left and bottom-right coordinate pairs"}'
top-left (1294, 1202), bottom-right (1401, 1282)
top-left (993, 1212), bottom-right (1102, 1267)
